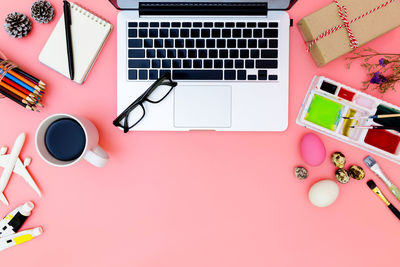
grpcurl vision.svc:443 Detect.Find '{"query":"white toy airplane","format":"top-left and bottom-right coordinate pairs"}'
top-left (0, 133), bottom-right (41, 206)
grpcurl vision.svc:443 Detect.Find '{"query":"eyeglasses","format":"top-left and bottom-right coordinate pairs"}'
top-left (113, 72), bottom-right (178, 133)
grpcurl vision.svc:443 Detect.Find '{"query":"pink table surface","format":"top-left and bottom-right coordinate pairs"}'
top-left (1, 0), bottom-right (400, 266)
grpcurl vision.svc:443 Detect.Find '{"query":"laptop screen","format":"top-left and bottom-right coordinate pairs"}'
top-left (111, 0), bottom-right (293, 10)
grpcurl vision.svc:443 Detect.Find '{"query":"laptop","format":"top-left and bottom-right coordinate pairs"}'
top-left (109, 0), bottom-right (296, 131)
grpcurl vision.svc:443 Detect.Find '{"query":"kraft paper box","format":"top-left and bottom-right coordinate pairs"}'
top-left (298, 0), bottom-right (400, 67)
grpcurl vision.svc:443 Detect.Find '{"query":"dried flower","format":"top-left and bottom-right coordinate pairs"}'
top-left (345, 48), bottom-right (400, 94)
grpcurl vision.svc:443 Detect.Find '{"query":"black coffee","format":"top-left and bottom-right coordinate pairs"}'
top-left (45, 118), bottom-right (86, 161)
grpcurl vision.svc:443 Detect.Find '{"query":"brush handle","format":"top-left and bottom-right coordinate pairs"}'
top-left (388, 204), bottom-right (400, 220)
top-left (389, 185), bottom-right (400, 202)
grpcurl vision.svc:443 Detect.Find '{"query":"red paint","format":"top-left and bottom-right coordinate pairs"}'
top-left (364, 129), bottom-right (400, 154)
top-left (338, 88), bottom-right (355, 101)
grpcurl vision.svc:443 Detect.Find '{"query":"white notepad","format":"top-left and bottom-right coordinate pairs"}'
top-left (39, 3), bottom-right (112, 84)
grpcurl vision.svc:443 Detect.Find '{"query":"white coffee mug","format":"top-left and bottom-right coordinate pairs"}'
top-left (35, 113), bottom-right (109, 167)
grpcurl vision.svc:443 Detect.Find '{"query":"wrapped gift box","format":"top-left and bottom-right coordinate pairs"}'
top-left (298, 0), bottom-right (400, 67)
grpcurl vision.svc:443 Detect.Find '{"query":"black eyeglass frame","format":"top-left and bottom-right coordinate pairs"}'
top-left (113, 72), bottom-right (178, 132)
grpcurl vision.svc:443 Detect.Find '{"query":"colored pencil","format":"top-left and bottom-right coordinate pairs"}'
top-left (0, 80), bottom-right (36, 104)
top-left (0, 85), bottom-right (36, 111)
top-left (0, 57), bottom-right (46, 87)
top-left (0, 66), bottom-right (43, 93)
top-left (2, 76), bottom-right (40, 99)
top-left (343, 114), bottom-right (400, 120)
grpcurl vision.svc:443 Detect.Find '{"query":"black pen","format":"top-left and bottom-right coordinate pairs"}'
top-left (63, 0), bottom-right (74, 80)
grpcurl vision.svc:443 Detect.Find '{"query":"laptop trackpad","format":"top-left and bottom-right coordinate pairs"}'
top-left (174, 85), bottom-right (232, 128)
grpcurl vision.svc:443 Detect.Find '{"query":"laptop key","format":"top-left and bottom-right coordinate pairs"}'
top-left (188, 49), bottom-right (197, 58)
top-left (240, 50), bottom-right (249, 58)
top-left (225, 22), bottom-right (235, 27)
top-left (230, 49), bottom-right (239, 58)
top-left (212, 29), bottom-right (220, 38)
top-left (128, 70), bottom-right (137, 80)
top-left (193, 22), bottom-right (202, 27)
top-left (261, 50), bottom-right (278, 58)
top-left (149, 29), bottom-right (158, 37)
top-left (269, 75), bottom-right (278, 80)
top-left (236, 22), bottom-right (245, 27)
top-left (162, 60), bottom-right (171, 68)
top-left (238, 70), bottom-right (246, 80)
top-left (173, 70), bottom-right (223, 80)
top-left (128, 29), bottom-right (137, 37)
top-left (243, 29), bottom-right (252, 38)
top-left (160, 29), bottom-right (168, 37)
top-left (269, 22), bottom-right (279, 28)
top-left (128, 22), bottom-right (137, 28)
top-left (256, 60), bottom-right (278, 68)
top-left (209, 49), bottom-right (218, 58)
top-left (264, 29), bottom-right (278, 38)
top-left (222, 29), bottom-right (231, 38)
top-left (217, 39), bottom-right (226, 48)
top-left (183, 60), bottom-right (192, 68)
top-left (227, 39), bottom-right (236, 48)
top-left (215, 22), bottom-right (224, 27)
top-left (147, 49), bottom-right (156, 58)
top-left (258, 70), bottom-right (268, 80)
top-left (150, 22), bottom-right (159, 27)
top-left (251, 50), bottom-right (260, 58)
top-left (214, 60), bottom-right (223, 68)
top-left (247, 22), bottom-right (256, 27)
top-left (204, 60), bottom-right (213, 68)
top-left (259, 39), bottom-right (268, 48)
top-left (149, 70), bottom-right (158, 80)
top-left (128, 49), bottom-right (145, 58)
top-left (139, 29), bottom-right (148, 37)
top-left (128, 39), bottom-right (142, 48)
top-left (219, 50), bottom-right (228, 58)
top-left (204, 22), bottom-right (213, 27)
top-left (180, 29), bottom-right (190, 38)
top-left (170, 29), bottom-right (179, 38)
top-left (248, 39), bottom-right (257, 48)
top-left (178, 49), bottom-right (186, 58)
top-left (193, 60), bottom-right (202, 68)
top-left (160, 69), bottom-right (169, 76)
top-left (245, 60), bottom-right (254, 68)
top-left (165, 39), bottom-right (174, 48)
top-left (269, 39), bottom-right (278, 48)
top-left (186, 39), bottom-right (195, 48)
top-left (154, 39), bottom-right (163, 48)
top-left (171, 22), bottom-right (181, 27)
top-left (175, 39), bottom-right (184, 48)
top-left (196, 39), bottom-right (205, 48)
top-left (258, 22), bottom-right (268, 27)
top-left (139, 70), bottom-right (148, 80)
top-left (157, 49), bottom-right (166, 58)
top-left (235, 60), bottom-right (244, 68)
top-left (198, 49), bottom-right (208, 58)
top-left (232, 29), bottom-right (241, 38)
top-left (139, 22), bottom-right (148, 27)
top-left (182, 22), bottom-right (191, 27)
top-left (238, 39), bottom-right (246, 48)
top-left (248, 75), bottom-right (257, 80)
top-left (167, 49), bottom-right (176, 58)
top-left (173, 60), bottom-right (182, 68)
top-left (224, 60), bottom-right (234, 69)
top-left (225, 70), bottom-right (236, 80)
top-left (152, 59), bottom-right (161, 68)
top-left (161, 22), bottom-right (170, 27)
top-left (144, 39), bottom-right (153, 48)
top-left (253, 29), bottom-right (262, 38)
top-left (201, 29), bottom-right (210, 38)
top-left (206, 39), bottom-right (215, 48)
top-left (191, 29), bottom-right (200, 37)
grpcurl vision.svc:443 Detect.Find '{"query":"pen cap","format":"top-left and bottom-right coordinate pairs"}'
top-left (19, 202), bottom-right (34, 216)
top-left (31, 227), bottom-right (43, 237)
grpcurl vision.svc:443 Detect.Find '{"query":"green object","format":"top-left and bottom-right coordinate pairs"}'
top-left (305, 94), bottom-right (343, 131)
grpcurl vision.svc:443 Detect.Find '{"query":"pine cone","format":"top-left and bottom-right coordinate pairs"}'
top-left (31, 0), bottom-right (55, 24)
top-left (4, 12), bottom-right (32, 38)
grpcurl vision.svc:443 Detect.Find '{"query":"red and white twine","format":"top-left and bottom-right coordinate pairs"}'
top-left (306, 0), bottom-right (395, 52)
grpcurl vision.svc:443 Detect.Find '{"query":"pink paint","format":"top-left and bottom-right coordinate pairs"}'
top-left (300, 133), bottom-right (326, 166)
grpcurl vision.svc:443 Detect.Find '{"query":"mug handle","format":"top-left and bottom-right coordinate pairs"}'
top-left (83, 145), bottom-right (109, 168)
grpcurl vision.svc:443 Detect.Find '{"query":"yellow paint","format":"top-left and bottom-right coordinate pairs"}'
top-left (342, 109), bottom-right (357, 137)
top-left (13, 234), bottom-right (34, 245)
top-left (372, 187), bottom-right (390, 206)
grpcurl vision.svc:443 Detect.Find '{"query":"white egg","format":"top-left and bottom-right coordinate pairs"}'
top-left (309, 180), bottom-right (339, 207)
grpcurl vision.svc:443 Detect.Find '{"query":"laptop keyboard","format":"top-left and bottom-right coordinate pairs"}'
top-left (127, 21), bottom-right (279, 81)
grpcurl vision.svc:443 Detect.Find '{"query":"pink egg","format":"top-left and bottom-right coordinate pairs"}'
top-left (300, 133), bottom-right (326, 166)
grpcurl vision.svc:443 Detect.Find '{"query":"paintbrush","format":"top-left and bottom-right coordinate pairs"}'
top-left (343, 114), bottom-right (400, 120)
top-left (367, 180), bottom-right (400, 220)
top-left (350, 125), bottom-right (400, 131)
top-left (364, 156), bottom-right (400, 202)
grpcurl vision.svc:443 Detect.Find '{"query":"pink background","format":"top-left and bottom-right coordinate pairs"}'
top-left (1, 0), bottom-right (400, 266)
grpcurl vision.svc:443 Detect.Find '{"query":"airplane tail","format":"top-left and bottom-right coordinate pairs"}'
top-left (0, 193), bottom-right (9, 206)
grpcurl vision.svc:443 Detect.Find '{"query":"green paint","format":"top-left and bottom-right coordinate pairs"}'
top-left (305, 94), bottom-right (343, 131)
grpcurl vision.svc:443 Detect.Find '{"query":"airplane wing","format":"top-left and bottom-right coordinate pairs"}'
top-left (0, 154), bottom-right (11, 168)
top-left (13, 158), bottom-right (42, 197)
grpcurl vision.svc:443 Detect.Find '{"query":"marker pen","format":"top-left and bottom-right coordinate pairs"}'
top-left (0, 202), bottom-right (34, 237)
top-left (0, 227), bottom-right (43, 252)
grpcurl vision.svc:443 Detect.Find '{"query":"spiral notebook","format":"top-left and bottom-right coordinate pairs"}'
top-left (39, 3), bottom-right (112, 84)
